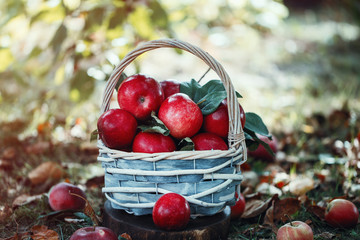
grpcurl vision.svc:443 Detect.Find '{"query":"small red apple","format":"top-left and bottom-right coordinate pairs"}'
top-left (230, 192), bottom-right (246, 220)
top-left (160, 79), bottom-right (180, 99)
top-left (325, 199), bottom-right (359, 228)
top-left (152, 193), bottom-right (191, 231)
top-left (97, 109), bottom-right (138, 150)
top-left (203, 99), bottom-right (246, 138)
top-left (132, 132), bottom-right (176, 153)
top-left (191, 132), bottom-right (228, 150)
top-left (158, 93), bottom-right (203, 139)
top-left (276, 221), bottom-right (313, 240)
top-left (117, 74), bottom-right (164, 121)
top-left (69, 226), bottom-right (117, 240)
top-left (48, 182), bottom-right (86, 211)
top-left (357, 132), bottom-right (360, 142)
top-left (248, 134), bottom-right (278, 161)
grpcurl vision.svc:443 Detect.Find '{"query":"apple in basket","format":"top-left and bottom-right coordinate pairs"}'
top-left (117, 74), bottom-right (164, 121)
top-left (191, 132), bottom-right (228, 150)
top-left (160, 79), bottom-right (180, 99)
top-left (132, 132), bottom-right (176, 153)
top-left (158, 93), bottom-right (203, 139)
top-left (153, 193), bottom-right (191, 231)
top-left (248, 134), bottom-right (278, 161)
top-left (97, 109), bottom-right (138, 150)
top-left (203, 99), bottom-right (246, 138)
top-left (69, 226), bottom-right (117, 240)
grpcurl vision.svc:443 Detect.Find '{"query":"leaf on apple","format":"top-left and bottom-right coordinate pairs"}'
top-left (177, 137), bottom-right (195, 151)
top-left (90, 129), bottom-right (98, 142)
top-left (138, 112), bottom-right (170, 135)
top-left (180, 79), bottom-right (242, 115)
top-left (115, 72), bottom-right (128, 92)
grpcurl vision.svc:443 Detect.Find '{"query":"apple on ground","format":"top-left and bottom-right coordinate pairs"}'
top-left (160, 79), bottom-right (180, 99)
top-left (132, 132), bottom-right (176, 153)
top-left (230, 192), bottom-right (246, 220)
top-left (248, 134), bottom-right (278, 161)
top-left (203, 99), bottom-right (246, 138)
top-left (97, 109), bottom-right (138, 150)
top-left (69, 226), bottom-right (117, 240)
top-left (48, 182), bottom-right (86, 211)
top-left (153, 193), bottom-right (191, 231)
top-left (191, 132), bottom-right (228, 150)
top-left (276, 221), bottom-right (313, 240)
top-left (158, 93), bottom-right (203, 139)
top-left (325, 198), bottom-right (359, 228)
top-left (117, 74), bottom-right (164, 121)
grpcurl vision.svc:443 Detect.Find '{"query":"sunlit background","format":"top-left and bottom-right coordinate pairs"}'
top-left (1, 0), bottom-right (359, 142)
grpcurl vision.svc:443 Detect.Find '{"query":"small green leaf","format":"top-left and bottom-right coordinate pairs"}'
top-left (197, 91), bottom-right (227, 115)
top-left (244, 112), bottom-right (270, 137)
top-left (177, 137), bottom-right (194, 151)
top-left (115, 72), bottom-right (128, 92)
top-left (138, 112), bottom-right (170, 135)
top-left (179, 79), bottom-right (203, 101)
top-left (90, 129), bottom-right (98, 142)
top-left (73, 212), bottom-right (93, 224)
top-left (244, 128), bottom-right (274, 157)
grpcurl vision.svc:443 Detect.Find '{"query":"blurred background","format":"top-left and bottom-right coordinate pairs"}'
top-left (1, 0), bottom-right (359, 143)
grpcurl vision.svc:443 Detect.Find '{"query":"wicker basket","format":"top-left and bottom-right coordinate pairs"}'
top-left (97, 39), bottom-right (247, 217)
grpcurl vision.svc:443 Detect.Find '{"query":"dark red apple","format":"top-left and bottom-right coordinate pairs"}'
top-left (191, 132), bottom-right (228, 150)
top-left (160, 79), bottom-right (180, 99)
top-left (158, 93), bottom-right (203, 139)
top-left (117, 74), bottom-right (164, 121)
top-left (325, 199), bottom-right (359, 228)
top-left (276, 221), bottom-right (313, 240)
top-left (230, 192), bottom-right (246, 220)
top-left (132, 132), bottom-right (176, 153)
top-left (248, 134), bottom-right (278, 161)
top-left (69, 226), bottom-right (117, 240)
top-left (203, 99), bottom-right (246, 138)
top-left (48, 182), bottom-right (86, 211)
top-left (97, 109), bottom-right (138, 150)
top-left (152, 193), bottom-right (191, 231)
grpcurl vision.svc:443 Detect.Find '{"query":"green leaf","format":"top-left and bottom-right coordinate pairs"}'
top-left (149, 0), bottom-right (169, 29)
top-left (177, 137), bottom-right (194, 151)
top-left (90, 129), bottom-right (98, 142)
top-left (179, 78), bottom-right (203, 101)
top-left (115, 72), bottom-right (128, 92)
top-left (73, 212), bottom-right (93, 224)
top-left (197, 91), bottom-right (227, 115)
top-left (244, 128), bottom-right (274, 157)
top-left (244, 112), bottom-right (270, 137)
top-left (138, 112), bottom-right (170, 135)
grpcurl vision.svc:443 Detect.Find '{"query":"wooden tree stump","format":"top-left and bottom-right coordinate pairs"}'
top-left (103, 201), bottom-right (231, 240)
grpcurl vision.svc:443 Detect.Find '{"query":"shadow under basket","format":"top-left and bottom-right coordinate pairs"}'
top-left (97, 39), bottom-right (247, 217)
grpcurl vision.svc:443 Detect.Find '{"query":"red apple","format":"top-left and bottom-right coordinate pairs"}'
top-left (152, 193), bottom-right (191, 231)
top-left (158, 93), bottom-right (203, 139)
top-left (325, 199), bottom-right (359, 228)
top-left (203, 99), bottom-right (246, 138)
top-left (191, 132), bottom-right (228, 150)
top-left (248, 134), bottom-right (278, 161)
top-left (97, 109), bottom-right (138, 150)
top-left (276, 221), bottom-right (313, 240)
top-left (132, 132), bottom-right (176, 153)
top-left (48, 182), bottom-right (86, 211)
top-left (69, 226), bottom-right (117, 240)
top-left (117, 74), bottom-right (164, 121)
top-left (160, 79), bottom-right (180, 99)
top-left (230, 192), bottom-right (246, 220)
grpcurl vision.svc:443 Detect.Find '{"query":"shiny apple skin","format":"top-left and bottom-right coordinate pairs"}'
top-left (158, 93), bottom-right (203, 139)
top-left (132, 132), bottom-right (176, 153)
top-left (191, 132), bottom-right (228, 150)
top-left (48, 182), bottom-right (86, 211)
top-left (160, 79), bottom-right (180, 99)
top-left (230, 192), bottom-right (246, 220)
top-left (152, 193), bottom-right (191, 231)
top-left (69, 226), bottom-right (117, 240)
top-left (325, 199), bottom-right (359, 228)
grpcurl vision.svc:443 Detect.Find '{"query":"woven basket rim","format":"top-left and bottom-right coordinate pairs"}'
top-left (98, 38), bottom-right (247, 162)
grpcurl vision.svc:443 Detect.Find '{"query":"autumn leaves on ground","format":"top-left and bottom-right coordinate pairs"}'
top-left (1, 101), bottom-right (359, 239)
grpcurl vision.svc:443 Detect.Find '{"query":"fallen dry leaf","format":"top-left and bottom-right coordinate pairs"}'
top-left (316, 232), bottom-right (337, 239)
top-left (1, 147), bottom-right (16, 160)
top-left (264, 196), bottom-right (301, 228)
top-left (31, 225), bottom-right (59, 240)
top-left (69, 192), bottom-right (101, 225)
top-left (25, 141), bottom-right (51, 155)
top-left (307, 205), bottom-right (326, 220)
top-left (12, 194), bottom-right (43, 208)
top-left (28, 161), bottom-right (64, 185)
top-left (0, 205), bottom-right (13, 224)
top-left (287, 176), bottom-right (314, 196)
top-left (241, 195), bottom-right (275, 219)
top-left (120, 233), bottom-right (133, 240)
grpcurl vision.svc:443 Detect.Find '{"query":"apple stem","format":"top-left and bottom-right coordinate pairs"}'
top-left (197, 98), bottom-right (206, 105)
top-left (285, 214), bottom-right (293, 226)
top-left (198, 67), bottom-right (211, 83)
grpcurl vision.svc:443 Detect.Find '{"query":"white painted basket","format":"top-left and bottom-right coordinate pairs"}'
top-left (97, 39), bottom-right (247, 216)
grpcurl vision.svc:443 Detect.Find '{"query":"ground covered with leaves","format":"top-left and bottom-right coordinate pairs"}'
top-left (1, 1), bottom-right (360, 240)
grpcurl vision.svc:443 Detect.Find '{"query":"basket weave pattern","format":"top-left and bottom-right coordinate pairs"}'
top-left (97, 39), bottom-right (247, 216)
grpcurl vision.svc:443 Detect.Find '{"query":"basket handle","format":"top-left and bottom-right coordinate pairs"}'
top-left (100, 39), bottom-right (245, 150)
